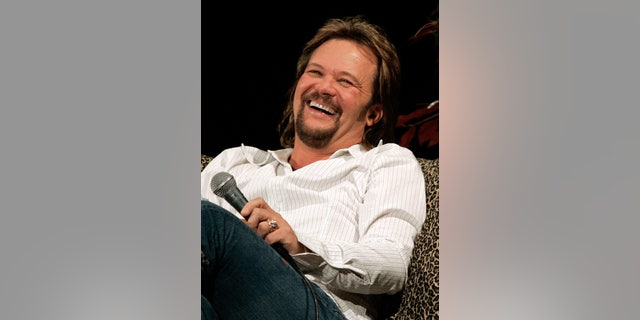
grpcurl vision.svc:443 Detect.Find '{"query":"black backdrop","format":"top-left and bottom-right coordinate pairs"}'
top-left (202, 3), bottom-right (439, 157)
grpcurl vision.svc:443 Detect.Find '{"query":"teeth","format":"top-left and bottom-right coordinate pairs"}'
top-left (310, 101), bottom-right (336, 115)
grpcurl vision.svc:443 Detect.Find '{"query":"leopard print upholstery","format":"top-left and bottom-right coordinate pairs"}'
top-left (201, 154), bottom-right (214, 172)
top-left (389, 158), bottom-right (439, 320)
top-left (200, 154), bottom-right (439, 320)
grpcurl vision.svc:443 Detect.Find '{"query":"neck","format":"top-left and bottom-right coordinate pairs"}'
top-left (288, 145), bottom-right (334, 170)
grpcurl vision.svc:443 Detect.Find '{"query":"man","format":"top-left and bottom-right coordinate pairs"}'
top-left (201, 16), bottom-right (426, 320)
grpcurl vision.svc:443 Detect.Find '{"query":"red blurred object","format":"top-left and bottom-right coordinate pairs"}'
top-left (396, 100), bottom-right (439, 159)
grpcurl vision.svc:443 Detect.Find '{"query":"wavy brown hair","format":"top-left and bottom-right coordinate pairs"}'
top-left (277, 16), bottom-right (401, 150)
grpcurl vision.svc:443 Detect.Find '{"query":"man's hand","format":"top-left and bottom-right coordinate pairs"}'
top-left (241, 197), bottom-right (309, 254)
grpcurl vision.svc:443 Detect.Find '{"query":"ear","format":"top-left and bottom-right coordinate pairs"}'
top-left (365, 103), bottom-right (383, 126)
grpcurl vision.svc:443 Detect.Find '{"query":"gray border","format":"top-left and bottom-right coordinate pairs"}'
top-left (0, 1), bottom-right (200, 318)
top-left (441, 1), bottom-right (640, 319)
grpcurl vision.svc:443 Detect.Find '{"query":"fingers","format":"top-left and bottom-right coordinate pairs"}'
top-left (241, 198), bottom-right (280, 234)
top-left (246, 209), bottom-right (286, 244)
top-left (239, 197), bottom-right (271, 219)
top-left (241, 198), bottom-right (298, 251)
top-left (244, 206), bottom-right (272, 229)
top-left (255, 218), bottom-right (279, 239)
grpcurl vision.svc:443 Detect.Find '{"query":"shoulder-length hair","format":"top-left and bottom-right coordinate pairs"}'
top-left (277, 15), bottom-right (401, 150)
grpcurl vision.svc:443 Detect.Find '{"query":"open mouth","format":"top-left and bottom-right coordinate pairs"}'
top-left (309, 101), bottom-right (337, 115)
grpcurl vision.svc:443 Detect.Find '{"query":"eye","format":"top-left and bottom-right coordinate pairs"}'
top-left (338, 78), bottom-right (355, 87)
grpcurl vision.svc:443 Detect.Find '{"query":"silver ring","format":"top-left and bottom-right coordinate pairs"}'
top-left (267, 219), bottom-right (279, 233)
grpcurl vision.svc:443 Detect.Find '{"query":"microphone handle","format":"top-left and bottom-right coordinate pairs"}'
top-left (224, 193), bottom-right (248, 213)
top-left (271, 243), bottom-right (301, 273)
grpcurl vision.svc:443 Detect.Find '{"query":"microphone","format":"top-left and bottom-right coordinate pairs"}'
top-left (210, 171), bottom-right (300, 272)
top-left (211, 171), bottom-right (248, 214)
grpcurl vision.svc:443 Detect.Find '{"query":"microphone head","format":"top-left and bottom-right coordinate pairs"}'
top-left (210, 172), bottom-right (236, 197)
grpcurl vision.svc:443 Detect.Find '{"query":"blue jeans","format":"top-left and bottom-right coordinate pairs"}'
top-left (201, 200), bottom-right (347, 320)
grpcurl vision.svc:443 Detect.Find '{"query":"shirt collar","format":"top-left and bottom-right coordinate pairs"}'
top-left (329, 142), bottom-right (373, 159)
top-left (238, 143), bottom-right (291, 166)
top-left (268, 148), bottom-right (294, 167)
top-left (240, 140), bottom-right (383, 166)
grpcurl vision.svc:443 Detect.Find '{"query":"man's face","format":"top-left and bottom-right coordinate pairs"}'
top-left (292, 39), bottom-right (381, 150)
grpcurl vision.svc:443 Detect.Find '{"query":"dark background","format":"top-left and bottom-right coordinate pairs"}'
top-left (202, 3), bottom-right (439, 157)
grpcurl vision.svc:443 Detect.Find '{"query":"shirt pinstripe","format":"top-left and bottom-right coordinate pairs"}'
top-left (201, 142), bottom-right (427, 319)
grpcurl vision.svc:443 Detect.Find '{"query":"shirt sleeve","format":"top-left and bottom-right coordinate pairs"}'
top-left (293, 146), bottom-right (427, 295)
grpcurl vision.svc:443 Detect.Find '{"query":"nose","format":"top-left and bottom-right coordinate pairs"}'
top-left (315, 76), bottom-right (337, 96)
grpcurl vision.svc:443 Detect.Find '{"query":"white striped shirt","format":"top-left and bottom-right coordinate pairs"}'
top-left (201, 142), bottom-right (426, 319)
